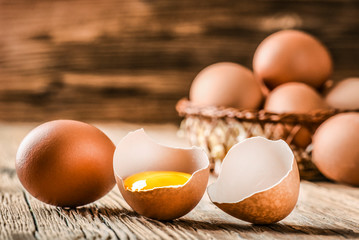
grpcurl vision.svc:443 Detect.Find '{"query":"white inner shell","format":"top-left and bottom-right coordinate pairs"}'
top-left (113, 129), bottom-right (209, 182)
top-left (207, 136), bottom-right (294, 203)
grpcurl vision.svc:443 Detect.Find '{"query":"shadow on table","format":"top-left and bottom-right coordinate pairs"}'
top-left (61, 205), bottom-right (139, 219)
top-left (66, 206), bottom-right (359, 238)
top-left (172, 219), bottom-right (359, 238)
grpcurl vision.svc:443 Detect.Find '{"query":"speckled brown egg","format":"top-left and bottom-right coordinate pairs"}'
top-left (16, 120), bottom-right (116, 207)
top-left (312, 113), bottom-right (359, 186)
top-left (253, 30), bottom-right (332, 89)
top-left (208, 137), bottom-right (300, 224)
top-left (190, 62), bottom-right (263, 109)
top-left (264, 82), bottom-right (330, 147)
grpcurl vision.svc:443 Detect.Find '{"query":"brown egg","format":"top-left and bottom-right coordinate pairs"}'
top-left (253, 30), bottom-right (332, 89)
top-left (113, 129), bottom-right (210, 220)
top-left (208, 137), bottom-right (300, 224)
top-left (265, 82), bottom-right (329, 113)
top-left (312, 113), bottom-right (359, 186)
top-left (264, 82), bottom-right (330, 147)
top-left (189, 62), bottom-right (263, 109)
top-left (16, 120), bottom-right (116, 207)
top-left (325, 78), bottom-right (359, 110)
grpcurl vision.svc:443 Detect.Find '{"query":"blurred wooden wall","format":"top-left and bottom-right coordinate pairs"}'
top-left (1, 0), bottom-right (358, 122)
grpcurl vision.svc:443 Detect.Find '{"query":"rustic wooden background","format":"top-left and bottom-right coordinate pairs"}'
top-left (1, 0), bottom-right (358, 123)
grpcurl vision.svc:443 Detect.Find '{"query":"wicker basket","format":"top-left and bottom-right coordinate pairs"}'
top-left (176, 98), bottom-right (355, 180)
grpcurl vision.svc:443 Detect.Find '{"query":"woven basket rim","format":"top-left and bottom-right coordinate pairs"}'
top-left (176, 98), bottom-right (358, 124)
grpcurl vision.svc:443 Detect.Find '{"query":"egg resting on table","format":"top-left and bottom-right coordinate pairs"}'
top-left (312, 113), bottom-right (359, 186)
top-left (16, 120), bottom-right (116, 207)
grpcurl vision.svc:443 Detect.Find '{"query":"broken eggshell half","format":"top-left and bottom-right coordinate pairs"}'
top-left (207, 137), bottom-right (300, 224)
top-left (113, 129), bottom-right (210, 220)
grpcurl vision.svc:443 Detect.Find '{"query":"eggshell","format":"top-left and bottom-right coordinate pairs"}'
top-left (253, 30), bottom-right (332, 89)
top-left (264, 82), bottom-right (330, 147)
top-left (16, 120), bottom-right (116, 207)
top-left (325, 78), bottom-right (359, 110)
top-left (113, 129), bottom-right (210, 220)
top-left (208, 137), bottom-right (300, 224)
top-left (189, 62), bottom-right (263, 109)
top-left (312, 113), bottom-right (359, 186)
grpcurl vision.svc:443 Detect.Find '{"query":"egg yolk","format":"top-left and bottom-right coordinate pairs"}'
top-left (124, 171), bottom-right (191, 191)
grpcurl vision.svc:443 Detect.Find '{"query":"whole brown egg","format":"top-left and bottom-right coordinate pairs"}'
top-left (189, 62), bottom-right (263, 109)
top-left (253, 30), bottom-right (332, 89)
top-left (312, 113), bottom-right (359, 186)
top-left (325, 78), bottom-right (359, 110)
top-left (264, 82), bottom-right (330, 147)
top-left (16, 120), bottom-right (116, 207)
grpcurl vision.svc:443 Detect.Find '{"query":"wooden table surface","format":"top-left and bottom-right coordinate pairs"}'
top-left (1, 122), bottom-right (358, 240)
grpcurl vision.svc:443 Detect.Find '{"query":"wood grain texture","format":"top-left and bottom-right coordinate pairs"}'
top-left (0, 0), bottom-right (359, 122)
top-left (1, 123), bottom-right (359, 239)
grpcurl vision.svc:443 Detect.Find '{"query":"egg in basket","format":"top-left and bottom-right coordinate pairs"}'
top-left (177, 30), bottom-right (359, 183)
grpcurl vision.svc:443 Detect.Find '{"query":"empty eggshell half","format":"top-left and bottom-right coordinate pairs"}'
top-left (113, 129), bottom-right (210, 220)
top-left (207, 137), bottom-right (300, 224)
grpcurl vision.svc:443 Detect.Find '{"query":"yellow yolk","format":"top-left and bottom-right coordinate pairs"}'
top-left (124, 171), bottom-right (192, 191)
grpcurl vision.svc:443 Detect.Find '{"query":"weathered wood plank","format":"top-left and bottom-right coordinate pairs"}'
top-left (0, 191), bottom-right (36, 240)
top-left (1, 123), bottom-right (359, 239)
top-left (0, 124), bottom-right (37, 240)
top-left (0, 0), bottom-right (358, 122)
top-left (0, 71), bottom-right (194, 123)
